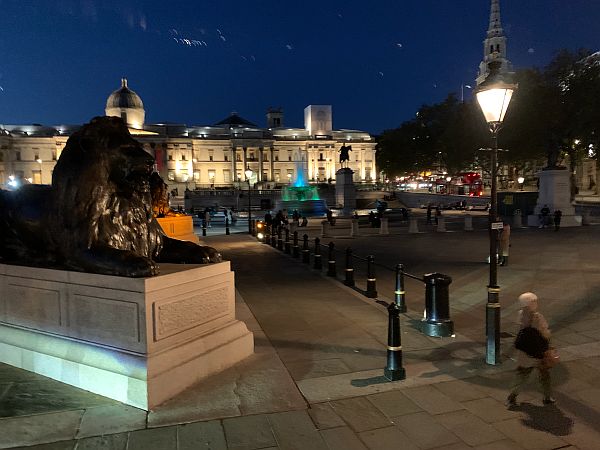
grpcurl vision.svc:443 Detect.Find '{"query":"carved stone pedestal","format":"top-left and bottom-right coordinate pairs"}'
top-left (335, 168), bottom-right (356, 216)
top-left (0, 262), bottom-right (253, 410)
top-left (527, 169), bottom-right (582, 227)
top-left (157, 215), bottom-right (199, 243)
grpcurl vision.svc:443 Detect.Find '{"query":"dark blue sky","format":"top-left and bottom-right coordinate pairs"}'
top-left (0, 0), bottom-right (598, 134)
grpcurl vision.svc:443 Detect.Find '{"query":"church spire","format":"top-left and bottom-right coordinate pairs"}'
top-left (477, 0), bottom-right (512, 85)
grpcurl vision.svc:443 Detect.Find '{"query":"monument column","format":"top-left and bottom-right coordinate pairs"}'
top-left (258, 147), bottom-right (264, 182)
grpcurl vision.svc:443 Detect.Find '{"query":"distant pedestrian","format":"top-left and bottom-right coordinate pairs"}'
top-left (539, 205), bottom-right (550, 228)
top-left (499, 223), bottom-right (511, 266)
top-left (507, 292), bottom-right (556, 408)
top-left (553, 210), bottom-right (562, 231)
top-left (426, 204), bottom-right (433, 224)
top-left (204, 208), bottom-right (211, 228)
top-left (300, 216), bottom-right (308, 227)
top-left (369, 211), bottom-right (376, 228)
top-left (435, 205), bottom-right (442, 226)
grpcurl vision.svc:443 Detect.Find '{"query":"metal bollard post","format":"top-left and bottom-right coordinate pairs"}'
top-left (251, 219), bottom-right (257, 236)
top-left (366, 255), bottom-right (377, 298)
top-left (464, 214), bottom-right (473, 231)
top-left (395, 264), bottom-right (407, 313)
top-left (313, 238), bottom-right (322, 270)
top-left (284, 228), bottom-right (291, 254)
top-left (344, 247), bottom-right (355, 287)
top-left (271, 226), bottom-right (278, 247)
top-left (277, 228), bottom-right (283, 251)
top-left (293, 231), bottom-right (299, 257)
top-left (327, 242), bottom-right (336, 277)
top-left (422, 273), bottom-right (454, 337)
top-left (202, 219), bottom-right (207, 237)
top-left (384, 301), bottom-right (406, 381)
top-left (225, 218), bottom-right (230, 235)
top-left (264, 224), bottom-right (271, 245)
top-left (302, 234), bottom-right (310, 264)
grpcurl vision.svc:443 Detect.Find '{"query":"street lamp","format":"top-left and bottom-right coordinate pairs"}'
top-left (245, 166), bottom-right (254, 234)
top-left (475, 60), bottom-right (517, 365)
top-left (517, 176), bottom-right (525, 191)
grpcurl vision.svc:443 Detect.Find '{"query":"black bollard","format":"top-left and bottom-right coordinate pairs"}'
top-left (344, 247), bottom-right (355, 287)
top-left (302, 234), bottom-right (310, 263)
top-left (284, 228), bottom-right (291, 254)
top-left (225, 218), bottom-right (230, 235)
top-left (202, 219), bottom-right (207, 237)
top-left (395, 264), bottom-right (407, 313)
top-left (277, 227), bottom-right (283, 251)
top-left (271, 226), bottom-right (278, 247)
top-left (366, 255), bottom-right (377, 298)
top-left (263, 224), bottom-right (271, 244)
top-left (313, 238), bottom-right (322, 270)
top-left (327, 242), bottom-right (336, 277)
top-left (422, 273), bottom-right (454, 338)
top-left (384, 301), bottom-right (406, 381)
top-left (293, 231), bottom-right (299, 258)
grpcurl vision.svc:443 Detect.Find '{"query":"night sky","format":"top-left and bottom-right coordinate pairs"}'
top-left (0, 0), bottom-right (598, 134)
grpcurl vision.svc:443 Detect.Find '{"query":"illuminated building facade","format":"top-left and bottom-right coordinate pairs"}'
top-left (0, 79), bottom-right (377, 190)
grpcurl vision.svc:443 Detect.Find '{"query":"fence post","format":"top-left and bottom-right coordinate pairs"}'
top-left (284, 228), bottom-right (291, 254)
top-left (302, 234), bottom-right (310, 264)
top-left (379, 217), bottom-right (389, 235)
top-left (384, 302), bottom-right (406, 381)
top-left (277, 227), bottom-right (283, 251)
top-left (464, 214), bottom-right (473, 231)
top-left (321, 220), bottom-right (331, 238)
top-left (395, 264), bottom-right (407, 313)
top-left (408, 217), bottom-right (419, 234)
top-left (314, 238), bottom-right (322, 270)
top-left (366, 255), bottom-right (377, 298)
top-left (350, 219), bottom-right (360, 237)
top-left (225, 218), bottom-right (230, 235)
top-left (327, 242), bottom-right (336, 277)
top-left (345, 247), bottom-right (355, 287)
top-left (293, 231), bottom-right (299, 257)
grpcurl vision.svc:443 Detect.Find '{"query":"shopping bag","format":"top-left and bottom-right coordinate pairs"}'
top-left (514, 326), bottom-right (549, 359)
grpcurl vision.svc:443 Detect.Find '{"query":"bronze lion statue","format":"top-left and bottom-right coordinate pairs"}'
top-left (0, 116), bottom-right (221, 277)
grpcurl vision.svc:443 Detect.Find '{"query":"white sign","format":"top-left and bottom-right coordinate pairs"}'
top-left (491, 222), bottom-right (504, 230)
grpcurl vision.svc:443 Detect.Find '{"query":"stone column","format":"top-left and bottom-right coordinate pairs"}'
top-left (335, 168), bottom-right (356, 217)
top-left (258, 147), bottom-right (264, 182)
top-left (243, 147), bottom-right (248, 179)
top-left (270, 147), bottom-right (275, 182)
top-left (231, 146), bottom-right (237, 181)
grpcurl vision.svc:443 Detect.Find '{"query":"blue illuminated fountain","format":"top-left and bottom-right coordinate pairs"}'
top-left (275, 151), bottom-right (328, 216)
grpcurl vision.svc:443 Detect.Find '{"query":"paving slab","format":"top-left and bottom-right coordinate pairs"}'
top-left (358, 426), bottom-right (420, 450)
top-left (127, 427), bottom-right (177, 450)
top-left (267, 410), bottom-right (329, 450)
top-left (222, 415), bottom-right (276, 450)
top-left (76, 404), bottom-right (147, 439)
top-left (402, 385), bottom-right (465, 415)
top-left (328, 397), bottom-right (392, 432)
top-left (319, 426), bottom-right (368, 450)
top-left (365, 390), bottom-right (423, 418)
top-left (307, 403), bottom-right (346, 430)
top-left (392, 411), bottom-right (461, 449)
top-left (0, 410), bottom-right (83, 449)
top-left (492, 418), bottom-right (568, 449)
top-left (434, 410), bottom-right (508, 446)
top-left (178, 420), bottom-right (227, 450)
top-left (74, 433), bottom-right (128, 450)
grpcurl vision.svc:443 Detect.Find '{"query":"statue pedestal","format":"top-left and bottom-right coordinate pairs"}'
top-left (0, 262), bottom-right (253, 410)
top-left (335, 168), bottom-right (356, 216)
top-left (157, 215), bottom-right (199, 243)
top-left (527, 169), bottom-right (582, 227)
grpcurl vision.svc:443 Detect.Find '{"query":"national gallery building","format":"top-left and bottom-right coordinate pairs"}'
top-left (0, 79), bottom-right (377, 191)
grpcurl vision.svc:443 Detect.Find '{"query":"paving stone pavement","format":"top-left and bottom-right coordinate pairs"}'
top-left (2, 228), bottom-right (600, 449)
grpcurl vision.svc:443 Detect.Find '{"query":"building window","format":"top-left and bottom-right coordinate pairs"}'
top-left (193, 171), bottom-right (200, 181)
top-left (223, 169), bottom-right (231, 183)
top-left (224, 154), bottom-right (229, 162)
top-left (236, 154), bottom-right (242, 162)
top-left (288, 154), bottom-right (292, 161)
top-left (209, 155), bottom-right (213, 161)
top-left (15, 151), bottom-right (21, 161)
top-left (168, 154), bottom-right (173, 161)
top-left (34, 153), bottom-right (39, 161)
top-left (181, 154), bottom-right (187, 161)
top-left (52, 150), bottom-right (57, 161)
top-left (208, 170), bottom-right (216, 182)
top-left (168, 171), bottom-right (175, 181)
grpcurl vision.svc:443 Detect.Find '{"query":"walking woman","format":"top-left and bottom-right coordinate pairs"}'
top-left (507, 292), bottom-right (555, 407)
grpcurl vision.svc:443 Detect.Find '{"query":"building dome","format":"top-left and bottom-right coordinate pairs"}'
top-left (105, 78), bottom-right (145, 129)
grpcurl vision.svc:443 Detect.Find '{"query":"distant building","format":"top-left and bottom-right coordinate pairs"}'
top-left (476, 0), bottom-right (512, 86)
top-left (0, 80), bottom-right (377, 190)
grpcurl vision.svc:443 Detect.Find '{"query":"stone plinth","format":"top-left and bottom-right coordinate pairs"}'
top-left (0, 262), bottom-right (253, 410)
top-left (527, 169), bottom-right (582, 227)
top-left (157, 215), bottom-right (199, 243)
top-left (335, 168), bottom-right (356, 216)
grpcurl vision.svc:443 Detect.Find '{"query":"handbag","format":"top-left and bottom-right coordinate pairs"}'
top-left (514, 313), bottom-right (549, 359)
top-left (543, 348), bottom-right (560, 368)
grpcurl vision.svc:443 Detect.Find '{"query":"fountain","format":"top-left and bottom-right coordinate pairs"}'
top-left (275, 151), bottom-right (328, 216)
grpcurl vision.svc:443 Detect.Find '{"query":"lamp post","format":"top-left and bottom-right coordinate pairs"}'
top-left (517, 176), bottom-right (525, 191)
top-left (475, 60), bottom-right (517, 365)
top-left (245, 166), bottom-right (254, 234)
